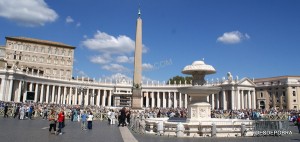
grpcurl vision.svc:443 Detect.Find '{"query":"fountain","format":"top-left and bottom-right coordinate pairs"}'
top-left (178, 60), bottom-right (221, 121)
top-left (144, 60), bottom-right (254, 137)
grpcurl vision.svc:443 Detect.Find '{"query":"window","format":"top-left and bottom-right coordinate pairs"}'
top-left (61, 59), bottom-right (65, 65)
top-left (293, 91), bottom-right (296, 96)
top-left (292, 87), bottom-right (296, 89)
top-left (294, 106), bottom-right (297, 109)
top-left (48, 47), bottom-right (52, 54)
top-left (47, 56), bottom-right (51, 64)
top-left (54, 48), bottom-right (58, 55)
top-left (293, 100), bottom-right (296, 102)
top-left (39, 57), bottom-right (44, 63)
top-left (41, 47), bottom-right (45, 53)
top-left (277, 100), bottom-right (279, 103)
top-left (260, 92), bottom-right (263, 98)
top-left (283, 91), bottom-right (285, 96)
top-left (68, 50), bottom-right (72, 56)
top-left (62, 49), bottom-right (65, 56)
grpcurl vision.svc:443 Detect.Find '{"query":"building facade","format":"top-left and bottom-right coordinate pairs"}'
top-left (254, 76), bottom-right (300, 110)
top-left (0, 36), bottom-right (256, 110)
top-left (4, 37), bottom-right (75, 80)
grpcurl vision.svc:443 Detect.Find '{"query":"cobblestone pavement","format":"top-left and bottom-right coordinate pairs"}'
top-left (1, 117), bottom-right (300, 142)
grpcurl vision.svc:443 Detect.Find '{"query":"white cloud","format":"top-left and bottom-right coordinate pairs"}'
top-left (102, 73), bottom-right (132, 83)
top-left (142, 63), bottom-right (154, 71)
top-left (90, 54), bottom-right (112, 64)
top-left (82, 30), bottom-right (135, 54)
top-left (116, 56), bottom-right (134, 63)
top-left (102, 64), bottom-right (130, 72)
top-left (66, 16), bottom-right (74, 23)
top-left (0, 0), bottom-right (58, 27)
top-left (76, 22), bottom-right (81, 27)
top-left (217, 31), bottom-right (250, 44)
top-left (74, 69), bottom-right (88, 77)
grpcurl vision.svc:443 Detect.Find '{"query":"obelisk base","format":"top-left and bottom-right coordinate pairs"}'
top-left (131, 88), bottom-right (142, 109)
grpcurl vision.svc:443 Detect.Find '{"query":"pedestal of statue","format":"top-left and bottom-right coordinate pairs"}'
top-left (131, 88), bottom-right (142, 109)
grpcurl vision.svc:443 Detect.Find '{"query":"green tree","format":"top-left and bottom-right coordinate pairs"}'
top-left (167, 75), bottom-right (192, 84)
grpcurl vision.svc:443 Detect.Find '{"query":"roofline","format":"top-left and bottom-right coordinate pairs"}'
top-left (5, 36), bottom-right (76, 49)
top-left (254, 75), bottom-right (300, 82)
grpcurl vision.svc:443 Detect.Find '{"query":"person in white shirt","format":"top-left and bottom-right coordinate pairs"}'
top-left (110, 110), bottom-right (116, 125)
top-left (87, 111), bottom-right (94, 130)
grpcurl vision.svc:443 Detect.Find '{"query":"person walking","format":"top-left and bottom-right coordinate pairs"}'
top-left (118, 107), bottom-right (126, 127)
top-left (19, 105), bottom-right (25, 120)
top-left (42, 107), bottom-right (48, 120)
top-left (110, 110), bottom-right (115, 125)
top-left (13, 105), bottom-right (20, 119)
top-left (297, 114), bottom-right (300, 134)
top-left (57, 110), bottom-right (65, 135)
top-left (4, 104), bottom-right (9, 118)
top-left (87, 111), bottom-right (94, 129)
top-left (81, 111), bottom-right (87, 130)
top-left (48, 109), bottom-right (57, 135)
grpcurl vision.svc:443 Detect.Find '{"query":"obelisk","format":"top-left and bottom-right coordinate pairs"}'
top-left (131, 9), bottom-right (143, 109)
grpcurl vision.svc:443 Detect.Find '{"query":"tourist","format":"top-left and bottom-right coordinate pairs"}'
top-left (42, 107), bottom-right (48, 120)
top-left (81, 111), bottom-right (87, 130)
top-left (4, 103), bottom-right (9, 118)
top-left (14, 105), bottom-right (20, 119)
top-left (19, 105), bottom-right (25, 120)
top-left (110, 110), bottom-right (116, 125)
top-left (57, 109), bottom-right (65, 135)
top-left (48, 109), bottom-right (57, 134)
top-left (118, 107), bottom-right (126, 127)
top-left (126, 110), bottom-right (131, 125)
top-left (87, 111), bottom-right (93, 129)
top-left (73, 109), bottom-right (78, 122)
top-left (107, 109), bottom-right (111, 124)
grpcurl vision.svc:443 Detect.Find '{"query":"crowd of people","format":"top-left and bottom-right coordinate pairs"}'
top-left (1, 100), bottom-right (300, 135)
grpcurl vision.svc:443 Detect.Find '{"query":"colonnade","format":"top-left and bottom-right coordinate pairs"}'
top-left (208, 89), bottom-right (256, 110)
top-left (141, 91), bottom-right (188, 108)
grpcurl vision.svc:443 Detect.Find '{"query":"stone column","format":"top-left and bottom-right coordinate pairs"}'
top-left (46, 85), bottom-right (50, 103)
top-left (252, 90), bottom-right (256, 109)
top-left (174, 92), bottom-right (177, 108)
top-left (57, 86), bottom-right (61, 104)
top-left (179, 93), bottom-right (182, 108)
top-left (151, 92), bottom-right (155, 108)
top-left (236, 89), bottom-right (240, 110)
top-left (34, 83), bottom-right (38, 102)
top-left (168, 92), bottom-right (171, 108)
top-left (74, 88), bottom-right (78, 105)
top-left (51, 85), bottom-right (55, 103)
top-left (96, 89), bottom-right (100, 106)
top-left (40, 84), bottom-right (44, 103)
top-left (108, 90), bottom-right (112, 106)
top-left (241, 90), bottom-right (244, 109)
top-left (80, 89), bottom-right (83, 105)
top-left (7, 79), bottom-right (14, 102)
top-left (222, 90), bottom-right (227, 110)
top-left (0, 78), bottom-right (7, 101)
top-left (162, 92), bottom-right (166, 108)
top-left (248, 90), bottom-right (252, 109)
top-left (157, 92), bottom-right (161, 108)
top-left (17, 80), bottom-right (22, 102)
top-left (63, 86), bottom-right (67, 104)
top-left (184, 94), bottom-right (188, 108)
top-left (145, 92), bottom-right (149, 108)
top-left (211, 94), bottom-right (215, 109)
top-left (68, 87), bottom-right (72, 105)
top-left (102, 90), bottom-right (106, 107)
top-left (231, 90), bottom-right (235, 110)
top-left (29, 82), bottom-right (33, 91)
top-left (85, 89), bottom-right (89, 106)
top-left (216, 93), bottom-right (220, 109)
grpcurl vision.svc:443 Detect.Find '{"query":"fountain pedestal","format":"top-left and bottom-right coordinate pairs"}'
top-left (179, 86), bottom-right (221, 121)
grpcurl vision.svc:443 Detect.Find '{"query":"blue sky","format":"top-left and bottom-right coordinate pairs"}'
top-left (0, 0), bottom-right (299, 82)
